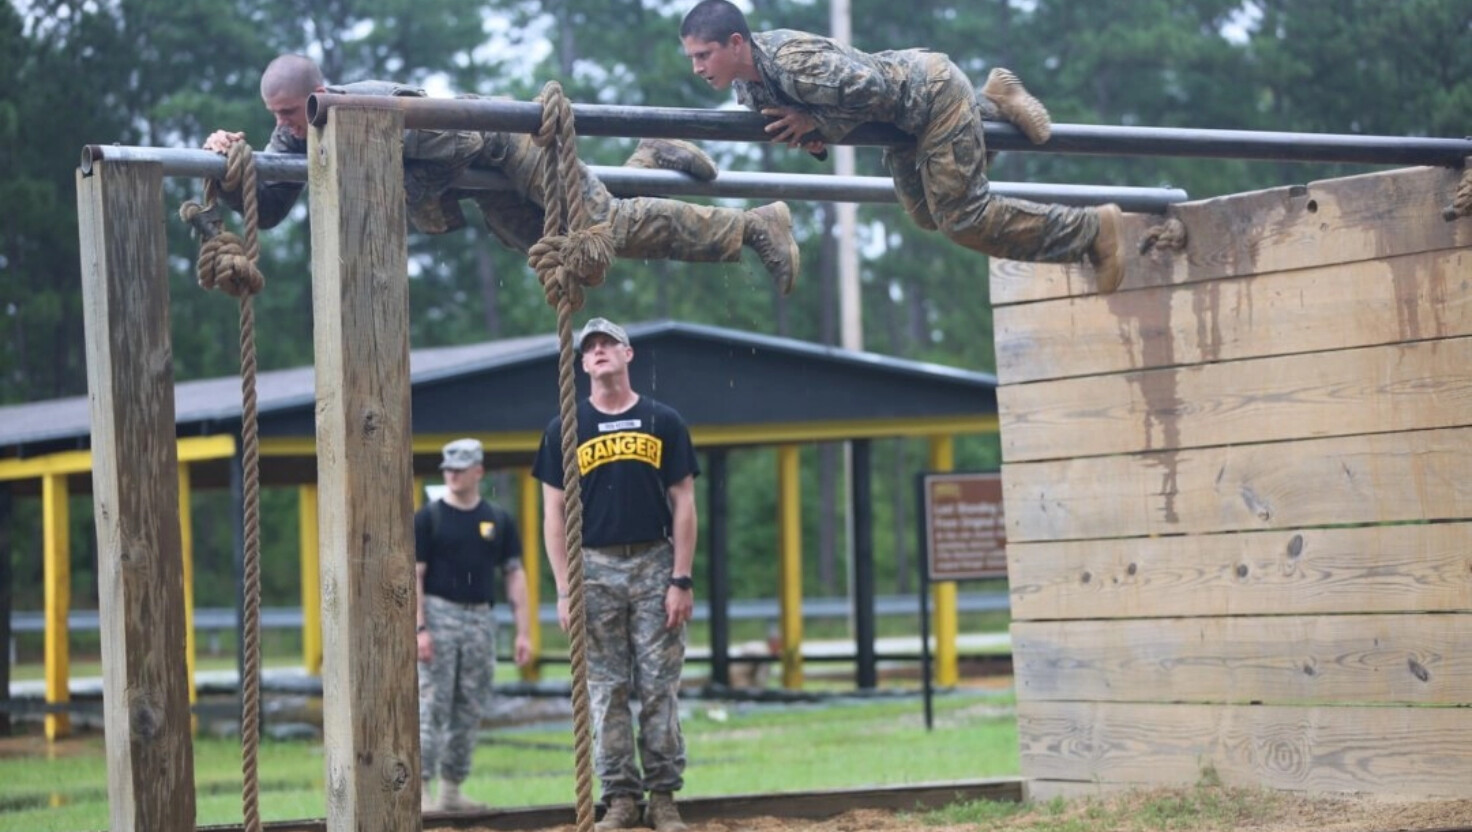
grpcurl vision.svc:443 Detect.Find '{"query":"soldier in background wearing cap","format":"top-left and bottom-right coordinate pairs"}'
top-left (532, 318), bottom-right (699, 832)
top-left (414, 438), bottom-right (532, 813)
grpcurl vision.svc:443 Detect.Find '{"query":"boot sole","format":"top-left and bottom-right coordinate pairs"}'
top-left (769, 201), bottom-right (800, 297)
top-left (982, 68), bottom-right (1052, 145)
top-left (1092, 204), bottom-right (1125, 294)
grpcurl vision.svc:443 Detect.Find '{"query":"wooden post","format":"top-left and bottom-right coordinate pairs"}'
top-left (517, 468), bottom-right (542, 682)
top-left (0, 487), bottom-right (12, 736)
top-left (178, 463), bottom-right (197, 725)
top-left (42, 472), bottom-right (71, 739)
top-left (705, 449), bottom-right (731, 688)
top-left (777, 445), bottom-right (804, 689)
top-left (927, 436), bottom-right (958, 686)
top-left (299, 484), bottom-right (322, 676)
top-left (77, 160), bottom-right (195, 832)
top-left (309, 106), bottom-right (420, 830)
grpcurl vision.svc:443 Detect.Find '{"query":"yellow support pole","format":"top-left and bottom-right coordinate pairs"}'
top-left (299, 484), bottom-right (322, 676)
top-left (413, 476), bottom-right (425, 511)
top-left (927, 436), bottom-right (959, 686)
top-left (776, 445), bottom-right (803, 689)
top-left (177, 463), bottom-right (197, 727)
top-left (41, 473), bottom-right (70, 739)
top-left (518, 468), bottom-right (542, 682)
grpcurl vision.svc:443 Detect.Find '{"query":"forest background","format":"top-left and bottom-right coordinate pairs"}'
top-left (2, 0), bottom-right (1469, 623)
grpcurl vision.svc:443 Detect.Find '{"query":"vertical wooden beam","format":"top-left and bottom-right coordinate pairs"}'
top-left (177, 463), bottom-right (197, 725)
top-left (705, 449), bottom-right (731, 688)
top-left (77, 160), bottom-right (195, 832)
top-left (517, 468), bottom-right (542, 682)
top-left (42, 472), bottom-right (71, 739)
top-left (777, 445), bottom-right (804, 689)
top-left (310, 106), bottom-right (420, 830)
top-left (927, 435), bottom-right (958, 686)
top-left (299, 484), bottom-right (322, 677)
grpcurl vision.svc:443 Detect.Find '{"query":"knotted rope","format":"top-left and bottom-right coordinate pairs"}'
top-left (179, 139), bottom-right (265, 832)
top-left (1442, 162), bottom-right (1472, 221)
top-left (530, 80), bottom-right (610, 832)
top-left (1138, 216), bottom-right (1189, 256)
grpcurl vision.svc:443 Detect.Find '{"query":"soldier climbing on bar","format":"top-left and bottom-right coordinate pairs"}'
top-left (203, 55), bottom-right (800, 295)
top-left (679, 0), bottom-right (1128, 293)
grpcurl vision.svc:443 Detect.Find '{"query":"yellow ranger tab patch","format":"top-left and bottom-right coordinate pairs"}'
top-left (578, 432), bottom-right (663, 475)
top-left (480, 521), bottom-right (496, 541)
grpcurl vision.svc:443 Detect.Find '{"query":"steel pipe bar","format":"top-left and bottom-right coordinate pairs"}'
top-left (81, 145), bottom-right (1187, 213)
top-left (307, 93), bottom-right (1472, 167)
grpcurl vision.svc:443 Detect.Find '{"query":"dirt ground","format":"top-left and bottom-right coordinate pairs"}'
top-left (441, 788), bottom-right (1472, 832)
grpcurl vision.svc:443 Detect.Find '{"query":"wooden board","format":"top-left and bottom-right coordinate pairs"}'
top-left (77, 161), bottom-right (196, 831)
top-left (1017, 700), bottom-right (1472, 797)
top-left (1013, 614), bottom-right (1472, 704)
top-left (994, 247), bottom-right (1472, 385)
top-left (1007, 522), bottom-right (1472, 621)
top-left (991, 165), bottom-right (1472, 305)
top-left (1003, 426), bottom-right (1472, 543)
top-left (999, 336), bottom-right (1472, 462)
top-left (309, 107), bottom-right (420, 832)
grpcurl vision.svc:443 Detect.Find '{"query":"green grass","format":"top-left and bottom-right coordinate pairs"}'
top-left (912, 784), bottom-right (1286, 832)
top-left (0, 690), bottom-right (1018, 832)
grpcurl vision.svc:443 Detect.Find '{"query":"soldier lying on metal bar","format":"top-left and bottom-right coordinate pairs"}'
top-left (202, 54), bottom-right (800, 295)
top-left (678, 0), bottom-right (1127, 294)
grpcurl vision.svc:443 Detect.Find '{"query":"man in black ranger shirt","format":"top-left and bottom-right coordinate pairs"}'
top-left (533, 318), bottom-right (699, 832)
top-left (414, 438), bottom-right (531, 813)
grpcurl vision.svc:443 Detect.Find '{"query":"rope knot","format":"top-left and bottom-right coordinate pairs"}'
top-left (197, 233), bottom-right (266, 297)
top-left (1138, 217), bottom-right (1188, 256)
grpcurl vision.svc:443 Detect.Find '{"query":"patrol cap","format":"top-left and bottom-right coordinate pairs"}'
top-left (577, 317), bottom-right (630, 351)
top-left (439, 438), bottom-right (484, 471)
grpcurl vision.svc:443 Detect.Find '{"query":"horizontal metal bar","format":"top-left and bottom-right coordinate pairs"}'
top-left (80, 145), bottom-right (1186, 212)
top-left (307, 94), bottom-right (1472, 167)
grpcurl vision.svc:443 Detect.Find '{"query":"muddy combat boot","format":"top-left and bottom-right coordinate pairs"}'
top-left (645, 791), bottom-right (689, 832)
top-left (1089, 203), bottom-right (1126, 294)
top-left (743, 201), bottom-right (800, 296)
top-left (626, 138), bottom-right (719, 182)
top-left (981, 67), bottom-right (1052, 145)
top-left (595, 795), bottom-right (643, 830)
top-left (436, 780), bottom-right (488, 813)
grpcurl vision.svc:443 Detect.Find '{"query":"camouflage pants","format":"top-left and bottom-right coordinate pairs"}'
top-left (419, 594), bottom-right (497, 784)
top-left (479, 132), bottom-right (745, 263)
top-left (883, 55), bottom-right (1097, 262)
top-left (583, 541), bottom-right (687, 799)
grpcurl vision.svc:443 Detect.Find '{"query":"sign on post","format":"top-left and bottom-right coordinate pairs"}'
top-left (921, 472), bottom-right (1007, 581)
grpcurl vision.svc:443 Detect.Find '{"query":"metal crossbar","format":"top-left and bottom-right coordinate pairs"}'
top-left (305, 94), bottom-right (1472, 168)
top-left (81, 145), bottom-right (1188, 212)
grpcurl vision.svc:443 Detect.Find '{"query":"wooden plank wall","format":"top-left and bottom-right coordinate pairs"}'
top-left (992, 165), bottom-right (1472, 799)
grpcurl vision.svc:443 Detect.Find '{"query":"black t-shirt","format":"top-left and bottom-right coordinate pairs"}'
top-left (414, 498), bottom-right (522, 605)
top-left (532, 396), bottom-right (699, 548)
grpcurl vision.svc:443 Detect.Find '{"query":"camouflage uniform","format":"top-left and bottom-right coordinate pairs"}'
top-left (735, 30), bottom-right (1097, 262)
top-left (418, 594), bottom-right (498, 785)
top-left (223, 81), bottom-right (747, 266)
top-left (584, 540), bottom-right (687, 799)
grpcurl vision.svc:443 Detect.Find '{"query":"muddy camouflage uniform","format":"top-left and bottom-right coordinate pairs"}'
top-left (735, 30), bottom-right (1097, 261)
top-left (223, 81), bottom-right (746, 266)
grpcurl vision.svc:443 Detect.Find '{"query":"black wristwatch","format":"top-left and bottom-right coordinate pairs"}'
top-left (668, 575), bottom-right (694, 591)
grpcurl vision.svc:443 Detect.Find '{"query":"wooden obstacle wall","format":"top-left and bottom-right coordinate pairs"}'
top-left (992, 165), bottom-right (1472, 799)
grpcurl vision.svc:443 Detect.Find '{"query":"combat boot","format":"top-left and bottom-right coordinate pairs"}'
top-left (645, 791), bottom-right (689, 832)
top-left (981, 68), bottom-right (1052, 145)
top-left (743, 201), bottom-right (800, 296)
top-left (1089, 203), bottom-right (1126, 294)
top-left (625, 138), bottom-right (719, 182)
top-left (595, 795), bottom-right (643, 830)
top-left (435, 780), bottom-right (488, 813)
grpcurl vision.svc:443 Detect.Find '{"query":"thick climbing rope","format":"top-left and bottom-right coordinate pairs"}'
top-left (527, 80), bottom-right (614, 832)
top-left (179, 140), bottom-right (266, 832)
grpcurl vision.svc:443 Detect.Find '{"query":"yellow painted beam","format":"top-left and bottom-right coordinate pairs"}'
top-left (518, 468), bottom-right (542, 682)
top-left (178, 463), bottom-right (197, 726)
top-left (777, 445), bottom-right (803, 689)
top-left (0, 435), bottom-right (234, 482)
top-left (412, 477), bottom-right (425, 511)
top-left (696, 415), bottom-right (997, 447)
top-left (299, 484), bottom-right (322, 676)
top-left (260, 433), bottom-right (546, 458)
top-left (927, 435), bottom-right (959, 687)
top-left (42, 473), bottom-right (70, 739)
